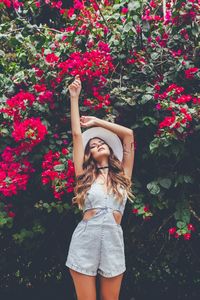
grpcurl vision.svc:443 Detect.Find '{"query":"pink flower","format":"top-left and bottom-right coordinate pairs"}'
top-left (67, 7), bottom-right (75, 18)
top-left (74, 0), bottom-right (84, 10)
top-left (156, 103), bottom-right (161, 110)
top-left (121, 7), bottom-right (128, 14)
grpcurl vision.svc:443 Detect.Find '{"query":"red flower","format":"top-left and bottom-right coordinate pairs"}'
top-left (0, 148), bottom-right (35, 197)
top-left (8, 211), bottom-right (16, 218)
top-left (38, 90), bottom-right (53, 104)
top-left (41, 150), bottom-right (75, 200)
top-left (185, 68), bottom-right (199, 79)
top-left (143, 206), bottom-right (149, 212)
top-left (33, 84), bottom-right (47, 93)
top-left (62, 148), bottom-right (69, 155)
top-left (12, 117), bottom-right (48, 147)
top-left (45, 53), bottom-right (60, 64)
top-left (187, 223), bottom-right (195, 231)
top-left (183, 233), bottom-right (191, 240)
top-left (0, 0), bottom-right (12, 7)
top-left (132, 208), bottom-right (138, 214)
top-left (168, 227), bottom-right (176, 235)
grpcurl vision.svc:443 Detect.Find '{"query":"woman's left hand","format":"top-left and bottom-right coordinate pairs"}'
top-left (80, 116), bottom-right (97, 128)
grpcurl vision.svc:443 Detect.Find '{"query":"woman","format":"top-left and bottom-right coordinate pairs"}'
top-left (65, 74), bottom-right (135, 300)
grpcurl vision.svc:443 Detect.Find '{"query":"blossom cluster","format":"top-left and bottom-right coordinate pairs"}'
top-left (0, 91), bottom-right (35, 123)
top-left (168, 223), bottom-right (195, 240)
top-left (0, 0), bottom-right (23, 9)
top-left (132, 204), bottom-right (153, 221)
top-left (0, 146), bottom-right (35, 197)
top-left (154, 83), bottom-right (200, 140)
top-left (41, 148), bottom-right (75, 200)
top-left (58, 49), bottom-right (114, 81)
top-left (58, 48), bottom-right (114, 110)
top-left (12, 117), bottom-right (48, 148)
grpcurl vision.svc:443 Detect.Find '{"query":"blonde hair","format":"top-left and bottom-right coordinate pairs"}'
top-left (72, 138), bottom-right (135, 210)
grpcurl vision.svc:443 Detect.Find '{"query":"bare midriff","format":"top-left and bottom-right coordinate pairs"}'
top-left (83, 208), bottom-right (122, 225)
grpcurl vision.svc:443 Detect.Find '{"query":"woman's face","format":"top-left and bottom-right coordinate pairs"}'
top-left (88, 138), bottom-right (110, 162)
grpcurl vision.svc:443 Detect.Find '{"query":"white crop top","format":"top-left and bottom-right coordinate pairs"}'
top-left (82, 180), bottom-right (128, 215)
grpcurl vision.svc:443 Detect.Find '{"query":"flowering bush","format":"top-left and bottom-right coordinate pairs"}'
top-left (41, 148), bottom-right (75, 200)
top-left (0, 0), bottom-right (200, 295)
top-left (0, 146), bottom-right (35, 197)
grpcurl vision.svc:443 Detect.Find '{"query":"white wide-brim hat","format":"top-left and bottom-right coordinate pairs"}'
top-left (82, 127), bottom-right (123, 162)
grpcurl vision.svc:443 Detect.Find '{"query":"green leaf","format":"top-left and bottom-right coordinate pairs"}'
top-left (177, 221), bottom-right (186, 229)
top-left (183, 176), bottom-right (193, 184)
top-left (140, 94), bottom-right (152, 104)
top-left (142, 116), bottom-right (157, 126)
top-left (159, 178), bottom-right (172, 189)
top-left (128, 1), bottom-right (141, 10)
top-left (147, 182), bottom-right (160, 195)
top-left (123, 22), bottom-right (133, 33)
top-left (53, 164), bottom-right (65, 172)
top-left (149, 138), bottom-right (159, 153)
top-left (151, 53), bottom-right (160, 60)
top-left (57, 206), bottom-right (64, 213)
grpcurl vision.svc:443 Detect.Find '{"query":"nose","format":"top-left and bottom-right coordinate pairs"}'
top-left (98, 144), bottom-right (105, 150)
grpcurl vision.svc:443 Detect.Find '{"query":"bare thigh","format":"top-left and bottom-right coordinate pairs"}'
top-left (69, 268), bottom-right (97, 300)
top-left (99, 273), bottom-right (124, 300)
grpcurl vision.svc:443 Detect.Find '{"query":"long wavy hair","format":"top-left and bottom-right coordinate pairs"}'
top-left (72, 137), bottom-right (135, 210)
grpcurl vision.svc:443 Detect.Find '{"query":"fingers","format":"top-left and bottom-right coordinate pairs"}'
top-left (72, 77), bottom-right (81, 87)
top-left (74, 75), bottom-right (81, 83)
top-left (70, 81), bottom-right (81, 89)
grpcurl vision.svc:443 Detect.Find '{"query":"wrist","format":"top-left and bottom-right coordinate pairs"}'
top-left (70, 95), bottom-right (79, 100)
top-left (94, 117), bottom-right (101, 126)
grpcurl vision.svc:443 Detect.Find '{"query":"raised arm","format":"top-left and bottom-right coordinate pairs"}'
top-left (68, 75), bottom-right (84, 177)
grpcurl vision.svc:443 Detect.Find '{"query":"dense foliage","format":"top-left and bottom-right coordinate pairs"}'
top-left (0, 0), bottom-right (200, 299)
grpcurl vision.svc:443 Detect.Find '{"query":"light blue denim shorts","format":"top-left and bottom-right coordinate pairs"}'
top-left (65, 207), bottom-right (126, 278)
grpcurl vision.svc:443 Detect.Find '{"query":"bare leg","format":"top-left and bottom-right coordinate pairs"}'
top-left (69, 268), bottom-right (97, 300)
top-left (99, 272), bottom-right (124, 300)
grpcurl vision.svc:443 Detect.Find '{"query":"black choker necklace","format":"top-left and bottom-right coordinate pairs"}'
top-left (97, 166), bottom-right (109, 169)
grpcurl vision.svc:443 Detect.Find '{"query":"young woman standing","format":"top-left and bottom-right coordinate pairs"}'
top-left (65, 74), bottom-right (135, 300)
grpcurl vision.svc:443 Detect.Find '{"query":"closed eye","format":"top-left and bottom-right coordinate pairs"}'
top-left (90, 141), bottom-right (105, 149)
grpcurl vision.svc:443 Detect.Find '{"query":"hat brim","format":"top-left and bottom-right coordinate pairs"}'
top-left (81, 127), bottom-right (123, 162)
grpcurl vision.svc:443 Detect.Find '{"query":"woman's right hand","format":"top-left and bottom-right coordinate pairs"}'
top-left (68, 75), bottom-right (82, 98)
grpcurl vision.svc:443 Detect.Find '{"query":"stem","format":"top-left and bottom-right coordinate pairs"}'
top-left (93, 0), bottom-right (110, 29)
top-left (189, 206), bottom-right (200, 222)
top-left (157, 214), bottom-right (173, 233)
